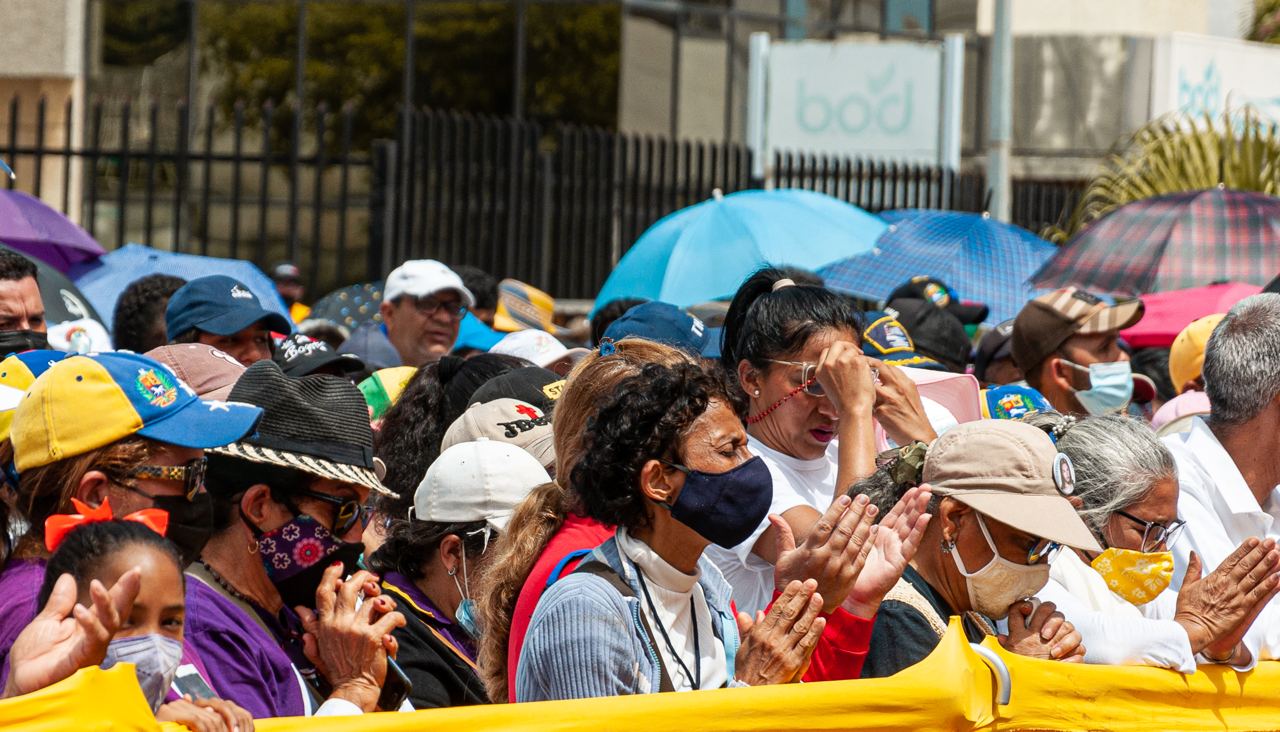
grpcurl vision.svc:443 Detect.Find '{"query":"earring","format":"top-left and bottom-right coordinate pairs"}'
top-left (753, 389), bottom-right (760, 397)
top-left (447, 567), bottom-right (456, 577)
top-left (247, 539), bottom-right (259, 555)
top-left (941, 536), bottom-right (955, 552)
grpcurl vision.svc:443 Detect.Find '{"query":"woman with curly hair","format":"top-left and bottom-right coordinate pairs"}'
top-left (475, 339), bottom-right (691, 702)
top-left (516, 362), bottom-right (828, 701)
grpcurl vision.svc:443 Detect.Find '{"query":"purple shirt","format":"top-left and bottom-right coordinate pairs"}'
top-left (0, 558), bottom-right (46, 689)
top-left (183, 574), bottom-right (307, 718)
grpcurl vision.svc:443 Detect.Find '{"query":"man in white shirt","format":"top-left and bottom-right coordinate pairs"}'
top-left (1164, 294), bottom-right (1280, 668)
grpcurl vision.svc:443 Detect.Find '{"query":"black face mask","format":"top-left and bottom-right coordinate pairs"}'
top-left (147, 492), bottom-right (215, 567)
top-left (0, 330), bottom-right (49, 357)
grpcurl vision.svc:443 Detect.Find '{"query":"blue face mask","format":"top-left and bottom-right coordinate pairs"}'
top-left (659, 455), bottom-right (774, 549)
top-left (451, 529), bottom-right (488, 638)
top-left (1065, 359), bottom-right (1133, 415)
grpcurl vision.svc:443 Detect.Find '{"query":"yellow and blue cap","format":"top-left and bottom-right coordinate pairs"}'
top-left (980, 383), bottom-right (1053, 421)
top-left (12, 351), bottom-right (263, 472)
top-left (861, 310), bottom-right (947, 371)
top-left (0, 350), bottom-right (69, 441)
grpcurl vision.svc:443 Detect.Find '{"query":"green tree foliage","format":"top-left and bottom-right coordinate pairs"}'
top-left (1044, 107), bottom-right (1280, 243)
top-left (1249, 0), bottom-right (1280, 42)
top-left (102, 0), bottom-right (189, 67)
top-left (197, 0), bottom-right (621, 149)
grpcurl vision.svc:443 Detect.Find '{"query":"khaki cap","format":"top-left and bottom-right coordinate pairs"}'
top-left (1011, 288), bottom-right (1144, 372)
top-left (923, 420), bottom-right (1102, 551)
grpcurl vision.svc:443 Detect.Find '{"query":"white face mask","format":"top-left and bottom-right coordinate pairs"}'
top-left (947, 514), bottom-right (1050, 620)
top-left (102, 634), bottom-right (184, 712)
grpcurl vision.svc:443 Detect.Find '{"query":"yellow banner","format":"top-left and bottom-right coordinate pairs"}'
top-left (9, 619), bottom-right (1280, 731)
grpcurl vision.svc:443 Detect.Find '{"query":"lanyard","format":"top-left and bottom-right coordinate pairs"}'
top-left (634, 564), bottom-right (701, 691)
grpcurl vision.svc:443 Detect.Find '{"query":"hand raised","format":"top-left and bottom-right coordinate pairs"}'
top-left (3, 569), bottom-right (140, 699)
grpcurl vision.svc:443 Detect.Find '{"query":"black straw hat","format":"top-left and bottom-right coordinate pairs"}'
top-left (210, 360), bottom-right (394, 496)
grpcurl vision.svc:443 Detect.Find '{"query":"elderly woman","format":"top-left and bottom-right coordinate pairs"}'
top-left (861, 420), bottom-right (1096, 678)
top-left (711, 267), bottom-right (937, 616)
top-left (1028, 413), bottom-right (1280, 670)
top-left (517, 363), bottom-right (828, 700)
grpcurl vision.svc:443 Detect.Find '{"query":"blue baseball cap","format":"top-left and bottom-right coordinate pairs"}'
top-left (980, 383), bottom-right (1053, 421)
top-left (166, 275), bottom-right (292, 340)
top-left (861, 310), bottom-right (947, 371)
top-left (603, 302), bottom-right (708, 356)
top-left (12, 351), bottom-right (263, 471)
top-left (453, 311), bottom-right (504, 353)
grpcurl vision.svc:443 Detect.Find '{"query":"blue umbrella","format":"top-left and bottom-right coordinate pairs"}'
top-left (594, 189), bottom-right (886, 310)
top-left (70, 243), bottom-right (288, 333)
top-left (819, 210), bottom-right (1056, 325)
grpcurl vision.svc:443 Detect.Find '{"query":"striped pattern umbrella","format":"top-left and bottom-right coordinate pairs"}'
top-left (818, 209), bottom-right (1055, 325)
top-left (1031, 188), bottom-right (1280, 296)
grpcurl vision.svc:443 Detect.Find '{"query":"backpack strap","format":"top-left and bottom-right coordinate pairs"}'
top-left (573, 561), bottom-right (676, 693)
top-left (884, 576), bottom-right (949, 640)
top-left (545, 548), bottom-right (595, 590)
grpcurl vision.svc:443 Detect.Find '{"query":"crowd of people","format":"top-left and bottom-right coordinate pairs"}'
top-left (0, 246), bottom-right (1278, 729)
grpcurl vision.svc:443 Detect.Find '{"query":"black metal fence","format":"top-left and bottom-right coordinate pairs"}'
top-left (378, 107), bottom-right (1086, 298)
top-left (3, 97), bottom-right (1085, 301)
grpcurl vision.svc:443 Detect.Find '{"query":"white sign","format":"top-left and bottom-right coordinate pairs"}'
top-left (763, 40), bottom-right (950, 166)
top-left (1151, 33), bottom-right (1280, 122)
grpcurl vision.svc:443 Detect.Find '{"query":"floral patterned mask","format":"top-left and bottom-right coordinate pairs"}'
top-left (250, 513), bottom-right (363, 611)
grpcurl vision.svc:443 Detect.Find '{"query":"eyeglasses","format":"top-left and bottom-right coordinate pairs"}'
top-left (1116, 510), bottom-right (1186, 552)
top-left (1026, 539), bottom-right (1062, 565)
top-left (401, 295), bottom-right (467, 321)
top-left (290, 488), bottom-right (369, 536)
top-left (128, 457), bottom-right (208, 501)
top-left (764, 359), bottom-right (824, 396)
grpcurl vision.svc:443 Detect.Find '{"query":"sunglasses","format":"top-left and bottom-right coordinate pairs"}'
top-left (765, 359), bottom-right (824, 396)
top-left (291, 488), bottom-right (370, 536)
top-left (402, 295), bottom-right (467, 321)
top-left (128, 456), bottom-right (208, 502)
top-left (1116, 510), bottom-right (1186, 552)
top-left (1026, 539), bottom-right (1061, 565)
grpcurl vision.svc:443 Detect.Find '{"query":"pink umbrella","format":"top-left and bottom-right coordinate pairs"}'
top-left (0, 190), bottom-right (105, 272)
top-left (1120, 282), bottom-right (1260, 349)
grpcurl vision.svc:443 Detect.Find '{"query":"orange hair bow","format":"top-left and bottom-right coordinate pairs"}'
top-left (44, 497), bottom-right (169, 552)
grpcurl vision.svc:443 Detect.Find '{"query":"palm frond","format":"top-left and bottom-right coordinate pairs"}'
top-left (1044, 106), bottom-right (1280, 244)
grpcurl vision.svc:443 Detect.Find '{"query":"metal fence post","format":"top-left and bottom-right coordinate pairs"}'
top-left (538, 149), bottom-right (554, 289)
top-left (369, 139), bottom-right (397, 281)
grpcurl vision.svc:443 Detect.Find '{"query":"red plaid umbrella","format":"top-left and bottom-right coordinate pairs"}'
top-left (1031, 188), bottom-right (1280, 296)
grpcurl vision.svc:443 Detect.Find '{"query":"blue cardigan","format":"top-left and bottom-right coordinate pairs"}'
top-left (515, 536), bottom-right (740, 701)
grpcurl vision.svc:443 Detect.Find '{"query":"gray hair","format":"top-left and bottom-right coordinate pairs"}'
top-left (1203, 294), bottom-right (1280, 427)
top-left (1022, 413), bottom-right (1176, 535)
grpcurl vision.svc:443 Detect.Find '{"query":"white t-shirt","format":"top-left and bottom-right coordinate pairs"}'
top-left (703, 435), bottom-right (839, 616)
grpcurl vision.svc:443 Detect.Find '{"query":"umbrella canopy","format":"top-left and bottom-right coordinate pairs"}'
top-left (0, 244), bottom-right (104, 326)
top-left (1119, 281), bottom-right (1260, 349)
top-left (594, 189), bottom-right (886, 309)
top-left (308, 281), bottom-right (386, 330)
top-left (70, 243), bottom-right (287, 333)
top-left (1032, 188), bottom-right (1280, 296)
top-left (818, 209), bottom-right (1055, 325)
top-left (0, 190), bottom-right (105, 272)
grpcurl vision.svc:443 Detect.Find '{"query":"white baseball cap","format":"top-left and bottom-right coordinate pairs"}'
top-left (490, 330), bottom-right (589, 372)
top-left (412, 438), bottom-right (550, 533)
top-left (382, 260), bottom-right (476, 308)
top-left (441, 398), bottom-right (556, 472)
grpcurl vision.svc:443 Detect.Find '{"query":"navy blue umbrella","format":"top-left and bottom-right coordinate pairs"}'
top-left (819, 209), bottom-right (1056, 325)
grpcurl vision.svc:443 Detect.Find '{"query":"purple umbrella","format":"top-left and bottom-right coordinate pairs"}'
top-left (0, 190), bottom-right (105, 272)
